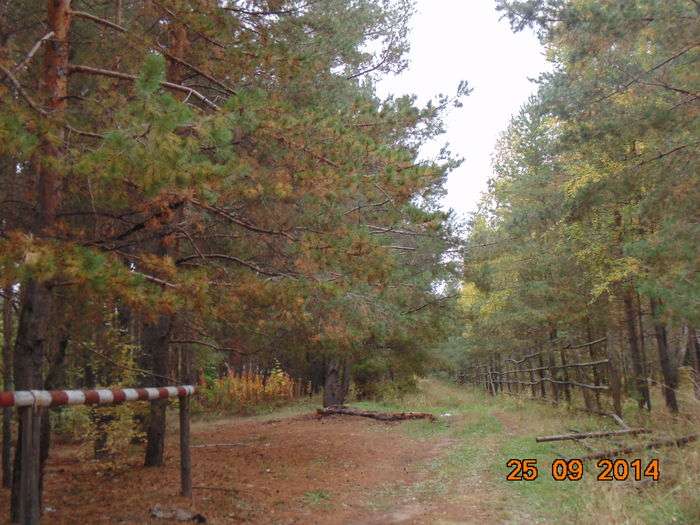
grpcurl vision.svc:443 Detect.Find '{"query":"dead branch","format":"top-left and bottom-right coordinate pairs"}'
top-left (536, 428), bottom-right (651, 443)
top-left (190, 443), bottom-right (247, 448)
top-left (68, 63), bottom-right (220, 110)
top-left (12, 31), bottom-right (55, 72)
top-left (580, 435), bottom-right (698, 461)
top-left (316, 406), bottom-right (436, 422)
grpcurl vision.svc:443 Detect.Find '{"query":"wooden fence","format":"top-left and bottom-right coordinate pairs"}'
top-left (0, 385), bottom-right (196, 525)
top-left (458, 337), bottom-right (623, 416)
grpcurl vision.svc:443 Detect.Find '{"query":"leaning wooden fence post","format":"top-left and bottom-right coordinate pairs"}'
top-left (574, 348), bottom-right (595, 412)
top-left (547, 347), bottom-right (559, 404)
top-left (487, 360), bottom-right (496, 396)
top-left (537, 352), bottom-right (547, 398)
top-left (588, 339), bottom-right (602, 411)
top-left (527, 353), bottom-right (537, 398)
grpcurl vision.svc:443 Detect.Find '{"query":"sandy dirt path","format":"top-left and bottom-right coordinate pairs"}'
top-left (0, 410), bottom-right (500, 524)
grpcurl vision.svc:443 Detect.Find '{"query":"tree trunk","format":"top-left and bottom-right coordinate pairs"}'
top-left (323, 357), bottom-right (350, 407)
top-left (11, 280), bottom-right (54, 524)
top-left (2, 285), bottom-right (13, 489)
top-left (559, 347), bottom-right (571, 404)
top-left (143, 314), bottom-right (171, 467)
top-left (586, 322), bottom-right (602, 411)
top-left (649, 298), bottom-right (679, 413)
top-left (11, 2), bottom-right (72, 521)
top-left (689, 328), bottom-right (700, 400)
top-left (142, 19), bottom-right (189, 469)
top-left (622, 287), bottom-right (650, 410)
top-left (605, 328), bottom-right (623, 417)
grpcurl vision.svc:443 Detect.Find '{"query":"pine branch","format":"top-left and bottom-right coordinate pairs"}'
top-left (0, 63), bottom-right (102, 138)
top-left (596, 44), bottom-right (699, 103)
top-left (403, 293), bottom-right (458, 315)
top-left (71, 9), bottom-right (237, 96)
top-left (176, 253), bottom-right (289, 278)
top-left (190, 198), bottom-right (297, 240)
top-left (68, 64), bottom-right (220, 110)
top-left (71, 10), bottom-right (126, 33)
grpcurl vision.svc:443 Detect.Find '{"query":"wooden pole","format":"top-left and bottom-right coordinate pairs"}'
top-left (179, 348), bottom-right (192, 498)
top-left (548, 347), bottom-right (559, 403)
top-left (528, 354), bottom-right (537, 398)
top-left (18, 406), bottom-right (40, 525)
top-left (179, 395), bottom-right (192, 497)
top-left (574, 347), bottom-right (595, 411)
top-left (537, 352), bottom-right (547, 398)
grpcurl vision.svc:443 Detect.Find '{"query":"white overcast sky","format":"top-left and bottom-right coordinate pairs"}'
top-left (375, 0), bottom-right (549, 219)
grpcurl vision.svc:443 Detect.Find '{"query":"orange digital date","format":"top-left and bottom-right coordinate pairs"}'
top-left (596, 458), bottom-right (659, 481)
top-left (505, 458), bottom-right (659, 481)
top-left (506, 458), bottom-right (539, 481)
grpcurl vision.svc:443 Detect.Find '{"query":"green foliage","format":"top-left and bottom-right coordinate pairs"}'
top-left (456, 0), bottom-right (699, 369)
top-left (136, 54), bottom-right (166, 97)
top-left (0, 0), bottom-right (468, 439)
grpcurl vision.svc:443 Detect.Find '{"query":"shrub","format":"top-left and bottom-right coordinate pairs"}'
top-left (195, 363), bottom-right (300, 414)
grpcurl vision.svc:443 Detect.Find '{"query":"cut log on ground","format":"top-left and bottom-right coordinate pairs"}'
top-left (191, 443), bottom-right (248, 449)
top-left (316, 406), bottom-right (436, 422)
top-left (580, 434), bottom-right (697, 461)
top-left (536, 428), bottom-right (651, 442)
top-left (150, 505), bottom-right (207, 523)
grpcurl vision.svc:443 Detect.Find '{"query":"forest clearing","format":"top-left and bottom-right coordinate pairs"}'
top-left (1, 379), bottom-right (697, 524)
top-left (1, 0), bottom-right (699, 523)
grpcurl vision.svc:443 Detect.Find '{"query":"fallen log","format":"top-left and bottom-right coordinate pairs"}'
top-left (150, 505), bottom-right (207, 523)
top-left (316, 406), bottom-right (436, 422)
top-left (191, 443), bottom-right (248, 448)
top-left (536, 428), bottom-right (651, 442)
top-left (580, 434), bottom-right (698, 461)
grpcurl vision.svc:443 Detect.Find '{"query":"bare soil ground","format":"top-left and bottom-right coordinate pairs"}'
top-left (2, 380), bottom-right (698, 524)
top-left (0, 408), bottom-right (492, 524)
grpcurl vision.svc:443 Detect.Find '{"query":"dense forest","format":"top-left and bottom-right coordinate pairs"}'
top-left (0, 0), bottom-right (698, 524)
top-left (458, 0), bottom-right (699, 415)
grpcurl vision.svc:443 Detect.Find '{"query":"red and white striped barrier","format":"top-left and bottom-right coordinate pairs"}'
top-left (0, 385), bottom-right (196, 408)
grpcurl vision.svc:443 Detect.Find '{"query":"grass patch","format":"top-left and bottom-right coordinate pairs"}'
top-left (359, 378), bottom-right (700, 524)
top-left (496, 435), bottom-right (585, 520)
top-left (303, 490), bottom-right (332, 507)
